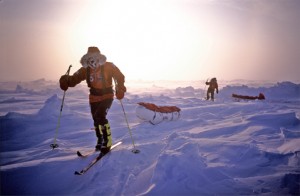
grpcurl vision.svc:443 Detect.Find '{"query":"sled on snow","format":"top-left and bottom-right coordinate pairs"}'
top-left (232, 93), bottom-right (265, 101)
top-left (136, 102), bottom-right (181, 125)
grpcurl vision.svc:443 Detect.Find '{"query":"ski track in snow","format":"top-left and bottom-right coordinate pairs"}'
top-left (0, 80), bottom-right (300, 195)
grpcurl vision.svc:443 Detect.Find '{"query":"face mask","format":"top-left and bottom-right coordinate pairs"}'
top-left (87, 57), bottom-right (97, 69)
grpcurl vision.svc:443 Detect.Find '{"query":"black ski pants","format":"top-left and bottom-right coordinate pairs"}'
top-left (90, 99), bottom-right (113, 127)
top-left (207, 87), bottom-right (215, 100)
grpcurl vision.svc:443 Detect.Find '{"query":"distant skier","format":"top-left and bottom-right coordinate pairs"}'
top-left (205, 78), bottom-right (219, 101)
top-left (59, 46), bottom-right (126, 154)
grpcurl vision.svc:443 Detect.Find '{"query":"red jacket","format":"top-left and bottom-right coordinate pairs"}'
top-left (66, 62), bottom-right (125, 103)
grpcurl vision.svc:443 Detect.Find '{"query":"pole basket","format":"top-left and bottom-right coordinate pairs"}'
top-left (132, 149), bottom-right (140, 154)
top-left (50, 143), bottom-right (59, 149)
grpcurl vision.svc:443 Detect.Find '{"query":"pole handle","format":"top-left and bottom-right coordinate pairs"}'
top-left (66, 65), bottom-right (72, 75)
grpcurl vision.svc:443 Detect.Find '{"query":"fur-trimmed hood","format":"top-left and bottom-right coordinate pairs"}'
top-left (80, 46), bottom-right (106, 68)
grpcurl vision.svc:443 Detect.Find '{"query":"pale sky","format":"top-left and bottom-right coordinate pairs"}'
top-left (0, 0), bottom-right (299, 82)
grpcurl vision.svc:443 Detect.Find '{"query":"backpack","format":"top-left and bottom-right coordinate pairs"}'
top-left (210, 78), bottom-right (217, 83)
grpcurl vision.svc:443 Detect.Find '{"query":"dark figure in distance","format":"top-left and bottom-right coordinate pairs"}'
top-left (205, 78), bottom-right (219, 101)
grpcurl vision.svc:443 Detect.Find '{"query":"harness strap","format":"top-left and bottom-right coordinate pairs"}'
top-left (101, 65), bottom-right (106, 88)
top-left (86, 67), bottom-right (91, 87)
top-left (86, 65), bottom-right (111, 95)
top-left (90, 87), bottom-right (113, 96)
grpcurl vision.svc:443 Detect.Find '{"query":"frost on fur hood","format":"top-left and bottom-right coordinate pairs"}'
top-left (80, 47), bottom-right (107, 69)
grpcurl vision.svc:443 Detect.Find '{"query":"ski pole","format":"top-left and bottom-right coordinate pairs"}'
top-left (119, 99), bottom-right (140, 153)
top-left (50, 65), bottom-right (72, 149)
top-left (203, 78), bottom-right (209, 99)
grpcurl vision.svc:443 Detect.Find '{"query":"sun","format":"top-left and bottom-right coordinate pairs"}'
top-left (69, 0), bottom-right (217, 81)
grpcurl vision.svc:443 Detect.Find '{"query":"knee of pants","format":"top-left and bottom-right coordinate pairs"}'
top-left (94, 119), bottom-right (108, 127)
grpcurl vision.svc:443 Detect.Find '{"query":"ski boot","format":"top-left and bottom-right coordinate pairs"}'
top-left (100, 123), bottom-right (112, 154)
top-left (95, 126), bottom-right (103, 151)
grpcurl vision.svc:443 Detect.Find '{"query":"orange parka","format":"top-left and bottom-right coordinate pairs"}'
top-left (66, 62), bottom-right (125, 103)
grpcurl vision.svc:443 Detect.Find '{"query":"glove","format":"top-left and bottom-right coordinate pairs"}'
top-left (59, 75), bottom-right (69, 91)
top-left (206, 82), bottom-right (209, 85)
top-left (216, 90), bottom-right (219, 94)
top-left (116, 85), bottom-right (126, 100)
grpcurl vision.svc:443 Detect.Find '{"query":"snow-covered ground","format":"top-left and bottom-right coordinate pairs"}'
top-left (0, 79), bottom-right (299, 195)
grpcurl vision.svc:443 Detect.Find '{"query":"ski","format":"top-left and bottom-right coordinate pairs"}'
top-left (74, 141), bottom-right (122, 175)
top-left (77, 149), bottom-right (97, 157)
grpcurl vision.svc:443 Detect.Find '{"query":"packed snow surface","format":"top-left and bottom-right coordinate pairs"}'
top-left (0, 79), bottom-right (299, 195)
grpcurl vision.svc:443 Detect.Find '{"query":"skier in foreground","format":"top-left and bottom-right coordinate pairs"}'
top-left (205, 77), bottom-right (219, 101)
top-left (59, 46), bottom-right (126, 154)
